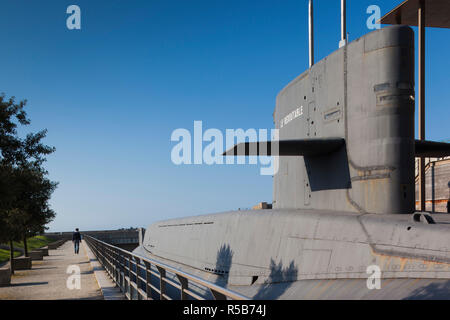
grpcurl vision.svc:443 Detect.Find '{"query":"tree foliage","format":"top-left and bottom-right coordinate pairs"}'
top-left (0, 93), bottom-right (57, 246)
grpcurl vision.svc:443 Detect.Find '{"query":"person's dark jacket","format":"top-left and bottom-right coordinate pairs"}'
top-left (72, 232), bottom-right (82, 242)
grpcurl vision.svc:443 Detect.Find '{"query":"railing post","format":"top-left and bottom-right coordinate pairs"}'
top-left (127, 254), bottom-right (132, 299)
top-left (144, 261), bottom-right (152, 300)
top-left (156, 266), bottom-right (166, 300)
top-left (115, 248), bottom-right (120, 287)
top-left (109, 247), bottom-right (114, 277)
top-left (105, 245), bottom-right (110, 276)
top-left (120, 252), bottom-right (125, 296)
top-left (115, 249), bottom-right (122, 290)
top-left (176, 274), bottom-right (189, 300)
top-left (135, 257), bottom-right (141, 300)
top-left (210, 288), bottom-right (227, 300)
top-left (119, 252), bottom-right (125, 293)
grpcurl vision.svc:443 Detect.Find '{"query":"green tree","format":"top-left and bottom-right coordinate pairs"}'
top-left (12, 166), bottom-right (57, 256)
top-left (0, 94), bottom-right (56, 273)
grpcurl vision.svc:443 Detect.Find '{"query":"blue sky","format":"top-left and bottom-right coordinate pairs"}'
top-left (0, 0), bottom-right (448, 232)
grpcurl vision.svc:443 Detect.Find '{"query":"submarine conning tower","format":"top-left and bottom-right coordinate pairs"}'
top-left (223, 1), bottom-right (450, 216)
top-left (273, 25), bottom-right (416, 215)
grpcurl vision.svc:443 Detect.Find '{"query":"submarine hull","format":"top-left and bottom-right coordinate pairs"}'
top-left (134, 209), bottom-right (450, 299)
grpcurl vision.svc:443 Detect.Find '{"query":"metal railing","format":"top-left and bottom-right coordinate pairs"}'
top-left (84, 235), bottom-right (248, 301)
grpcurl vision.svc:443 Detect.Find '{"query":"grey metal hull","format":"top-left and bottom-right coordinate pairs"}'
top-left (135, 210), bottom-right (450, 299)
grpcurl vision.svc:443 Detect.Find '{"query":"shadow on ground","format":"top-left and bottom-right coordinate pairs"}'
top-left (10, 282), bottom-right (48, 287)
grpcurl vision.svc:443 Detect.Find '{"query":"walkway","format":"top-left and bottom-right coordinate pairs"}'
top-left (0, 241), bottom-right (103, 300)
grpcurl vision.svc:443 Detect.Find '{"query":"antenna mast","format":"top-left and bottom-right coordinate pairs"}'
top-left (309, 0), bottom-right (314, 67)
top-left (340, 0), bottom-right (347, 47)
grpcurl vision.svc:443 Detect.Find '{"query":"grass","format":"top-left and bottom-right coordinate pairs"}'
top-left (13, 235), bottom-right (53, 252)
top-left (0, 235), bottom-right (54, 264)
top-left (0, 249), bottom-right (21, 264)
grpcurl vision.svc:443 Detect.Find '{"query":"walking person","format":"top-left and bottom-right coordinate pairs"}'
top-left (72, 228), bottom-right (82, 254)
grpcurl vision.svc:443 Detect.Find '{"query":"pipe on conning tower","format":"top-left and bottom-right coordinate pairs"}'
top-left (309, 0), bottom-right (314, 68)
top-left (310, 0), bottom-right (348, 65)
top-left (339, 0), bottom-right (347, 47)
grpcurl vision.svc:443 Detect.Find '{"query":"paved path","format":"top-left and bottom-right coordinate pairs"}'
top-left (0, 241), bottom-right (103, 300)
